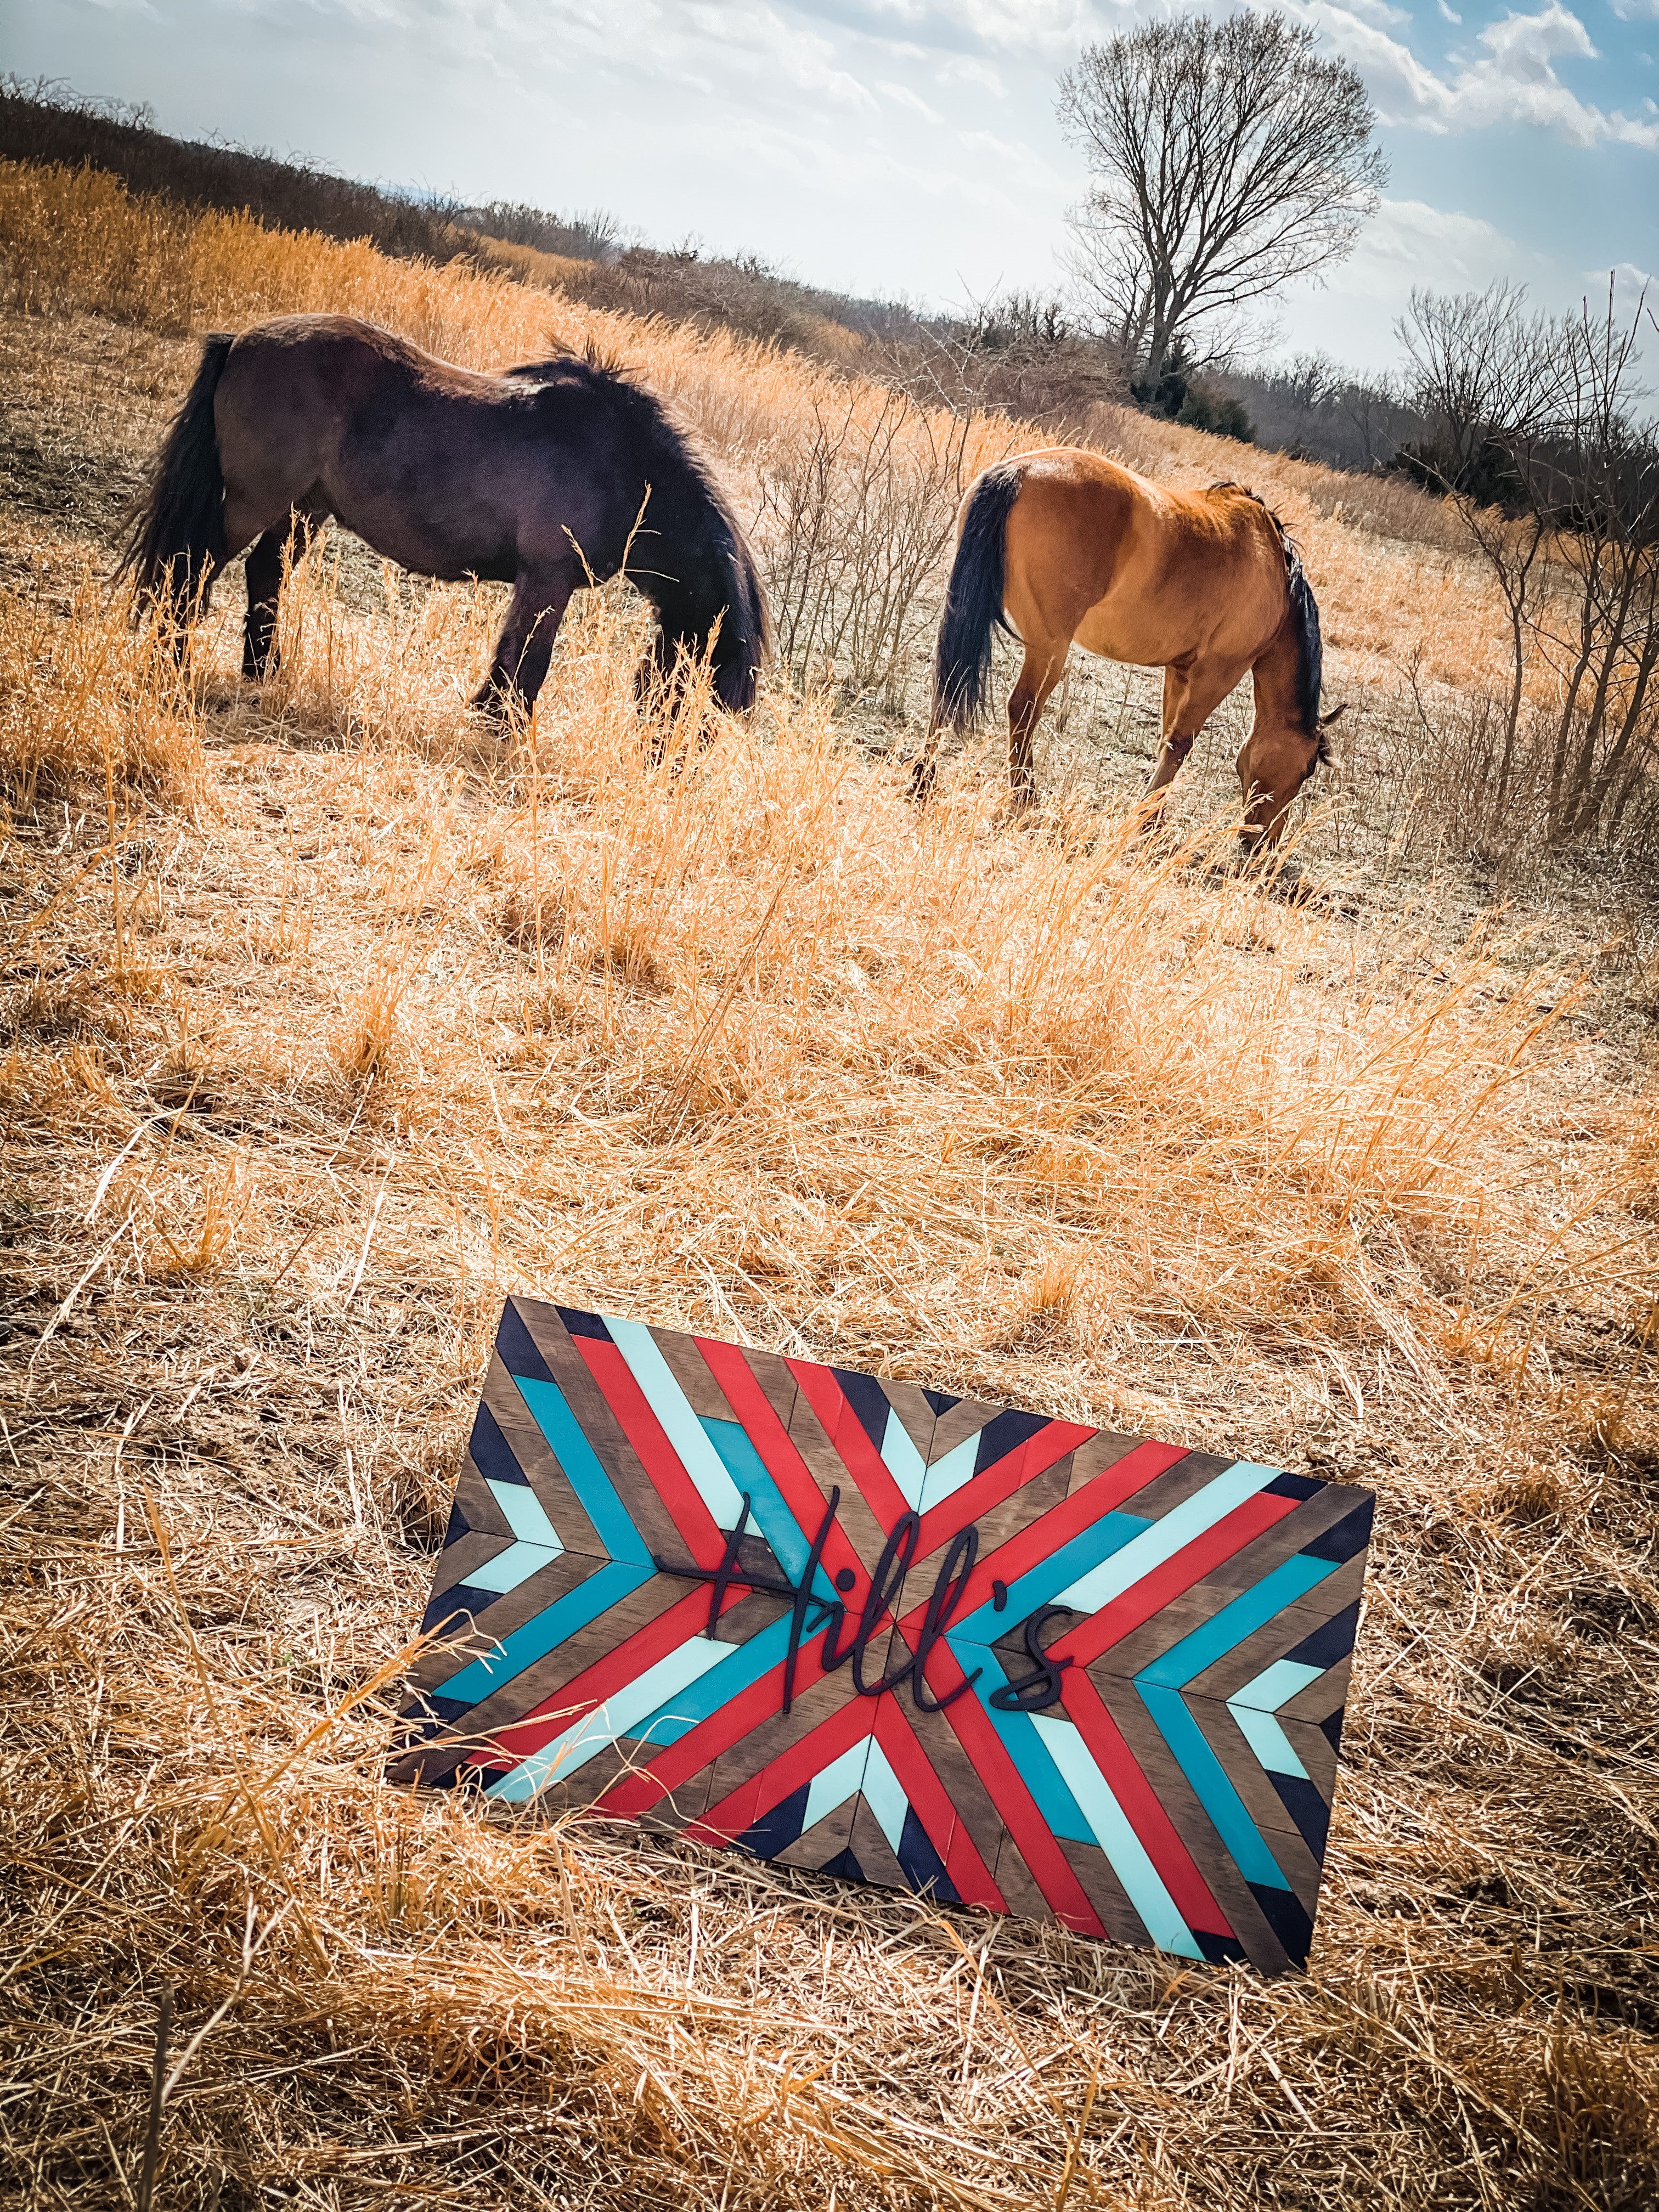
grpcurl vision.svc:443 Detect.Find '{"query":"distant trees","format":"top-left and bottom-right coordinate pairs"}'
top-left (1058, 12), bottom-right (1385, 404)
top-left (1397, 279), bottom-right (1659, 844)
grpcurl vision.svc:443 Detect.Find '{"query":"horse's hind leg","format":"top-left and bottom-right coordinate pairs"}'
top-left (1007, 645), bottom-right (1065, 810)
top-left (474, 566), bottom-right (575, 718)
top-left (242, 509), bottom-right (314, 682)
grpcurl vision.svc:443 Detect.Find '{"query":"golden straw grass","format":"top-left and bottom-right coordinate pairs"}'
top-left (2, 169), bottom-right (1657, 2212)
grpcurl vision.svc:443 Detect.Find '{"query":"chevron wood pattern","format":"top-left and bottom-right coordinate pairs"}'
top-left (396, 1297), bottom-right (1375, 1974)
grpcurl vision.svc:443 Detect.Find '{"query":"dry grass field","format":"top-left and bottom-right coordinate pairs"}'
top-left (2, 161), bottom-right (1658, 2211)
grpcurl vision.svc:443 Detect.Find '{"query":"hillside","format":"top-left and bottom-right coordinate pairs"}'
top-left (2, 157), bottom-right (1658, 2212)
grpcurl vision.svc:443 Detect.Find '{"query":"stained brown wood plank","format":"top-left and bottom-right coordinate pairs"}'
top-left (848, 1798), bottom-right (911, 1891)
top-left (653, 1327), bottom-right (737, 1420)
top-left (1064, 1430), bottom-right (1145, 1495)
top-left (1057, 1834), bottom-right (1152, 1951)
top-left (924, 1396), bottom-right (1008, 1460)
top-left (777, 1796), bottom-right (859, 1870)
top-left (1087, 1670), bottom-right (1293, 1976)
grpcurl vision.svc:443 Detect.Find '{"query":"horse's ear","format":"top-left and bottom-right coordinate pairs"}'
top-left (1319, 704), bottom-right (1348, 727)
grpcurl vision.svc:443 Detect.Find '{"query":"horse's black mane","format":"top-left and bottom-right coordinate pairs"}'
top-left (1211, 480), bottom-right (1325, 753)
top-left (503, 343), bottom-right (770, 675)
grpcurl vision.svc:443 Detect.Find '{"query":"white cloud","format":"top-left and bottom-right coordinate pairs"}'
top-left (1610, 0), bottom-right (1659, 17)
top-left (1436, 0), bottom-right (1461, 20)
top-left (878, 77), bottom-right (943, 119)
top-left (1303, 1), bottom-right (1659, 151)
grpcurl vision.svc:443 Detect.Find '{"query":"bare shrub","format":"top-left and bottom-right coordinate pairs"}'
top-left (755, 390), bottom-right (989, 712)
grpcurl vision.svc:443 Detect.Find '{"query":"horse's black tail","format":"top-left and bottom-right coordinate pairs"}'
top-left (931, 460), bottom-right (1024, 732)
top-left (118, 333), bottom-right (233, 616)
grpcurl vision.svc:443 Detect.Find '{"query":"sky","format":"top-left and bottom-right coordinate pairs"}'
top-left (5, 0), bottom-right (1648, 373)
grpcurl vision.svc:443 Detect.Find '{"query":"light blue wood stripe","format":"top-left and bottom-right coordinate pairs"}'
top-left (1233, 1657), bottom-right (1325, 1712)
top-left (464, 1479), bottom-right (566, 1594)
top-left (915, 1432), bottom-right (981, 1513)
top-left (879, 1406), bottom-right (928, 1509)
top-left (1229, 1704), bottom-right (1308, 1779)
top-left (490, 1480), bottom-right (561, 1549)
top-left (1053, 1462), bottom-right (1281, 1613)
top-left (803, 1740), bottom-right (873, 1834)
top-left (488, 1632), bottom-right (735, 1802)
top-left (953, 1511), bottom-right (1148, 1645)
top-left (1031, 1716), bottom-right (1204, 1959)
top-left (1227, 1657), bottom-right (1325, 1780)
top-left (606, 1316), bottom-right (747, 1530)
top-left (860, 1741), bottom-right (910, 1854)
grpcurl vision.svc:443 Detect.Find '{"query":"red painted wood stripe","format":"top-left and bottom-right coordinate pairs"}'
top-left (912, 1637), bottom-right (1106, 1937)
top-left (872, 1698), bottom-right (1005, 1912)
top-left (1050, 1489), bottom-right (1300, 1673)
top-left (785, 1358), bottom-right (913, 1533)
top-left (595, 1611), bottom-right (853, 1820)
top-left (690, 1694), bottom-right (876, 1845)
top-left (574, 1336), bottom-right (726, 1570)
top-left (482, 1582), bottom-right (732, 1764)
top-left (1058, 1666), bottom-right (1234, 1938)
top-left (898, 1437), bottom-right (1191, 1638)
top-left (913, 1419), bottom-right (1099, 1561)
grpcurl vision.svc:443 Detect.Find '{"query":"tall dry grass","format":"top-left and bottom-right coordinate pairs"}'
top-left (4, 465), bottom-right (1658, 2210)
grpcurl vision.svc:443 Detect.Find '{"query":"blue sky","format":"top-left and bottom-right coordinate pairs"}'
top-left (6, 0), bottom-right (1647, 371)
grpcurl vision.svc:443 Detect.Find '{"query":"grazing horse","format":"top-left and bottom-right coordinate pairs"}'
top-left (915, 448), bottom-right (1342, 845)
top-left (120, 313), bottom-right (768, 715)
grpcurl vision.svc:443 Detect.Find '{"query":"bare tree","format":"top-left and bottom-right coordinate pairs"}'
top-left (1397, 278), bottom-right (1659, 847)
top-left (1058, 13), bottom-right (1385, 395)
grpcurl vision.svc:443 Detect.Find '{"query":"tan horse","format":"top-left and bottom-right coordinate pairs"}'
top-left (914, 447), bottom-right (1342, 844)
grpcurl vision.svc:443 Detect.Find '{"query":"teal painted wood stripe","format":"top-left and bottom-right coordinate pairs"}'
top-left (1138, 1684), bottom-right (1291, 1891)
top-left (513, 1374), bottom-right (651, 1565)
top-left (702, 1417), bottom-right (823, 1587)
top-left (1137, 1555), bottom-right (1339, 1690)
top-left (435, 1557), bottom-right (652, 1702)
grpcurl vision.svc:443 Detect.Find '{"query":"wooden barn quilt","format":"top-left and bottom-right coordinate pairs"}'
top-left (397, 1297), bottom-right (1374, 1975)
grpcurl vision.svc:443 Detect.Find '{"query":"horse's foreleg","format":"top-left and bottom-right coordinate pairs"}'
top-left (475, 568), bottom-right (574, 717)
top-left (1136, 663), bottom-right (1201, 833)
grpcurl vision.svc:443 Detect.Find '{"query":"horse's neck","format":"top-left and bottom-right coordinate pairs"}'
top-left (1250, 620), bottom-right (1303, 730)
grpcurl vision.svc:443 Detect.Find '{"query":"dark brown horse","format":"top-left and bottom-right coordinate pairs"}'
top-left (120, 313), bottom-right (769, 715)
top-left (915, 448), bottom-right (1343, 845)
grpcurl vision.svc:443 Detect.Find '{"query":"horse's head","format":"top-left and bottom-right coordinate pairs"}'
top-left (1236, 705), bottom-right (1346, 848)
